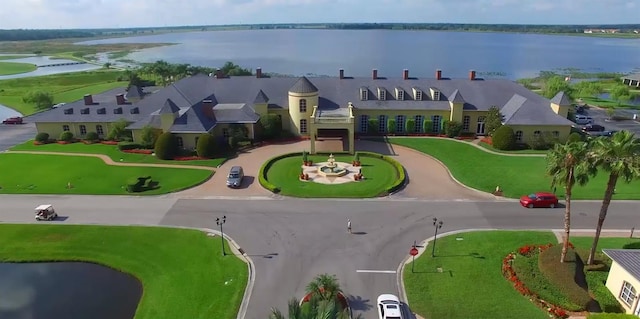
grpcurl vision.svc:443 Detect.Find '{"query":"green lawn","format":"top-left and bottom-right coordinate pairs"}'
top-left (579, 97), bottom-right (639, 109)
top-left (11, 140), bottom-right (227, 168)
top-left (0, 70), bottom-right (127, 115)
top-left (389, 138), bottom-right (640, 200)
top-left (477, 141), bottom-right (549, 154)
top-left (0, 153), bottom-right (212, 195)
top-left (265, 154), bottom-right (398, 198)
top-left (0, 224), bottom-right (247, 319)
top-left (404, 231), bottom-right (557, 319)
top-left (0, 61), bottom-right (37, 75)
top-left (0, 55), bottom-right (30, 60)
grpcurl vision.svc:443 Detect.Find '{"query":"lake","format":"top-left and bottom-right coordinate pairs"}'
top-left (0, 262), bottom-right (142, 319)
top-left (78, 29), bottom-right (640, 80)
top-left (0, 56), bottom-right (101, 81)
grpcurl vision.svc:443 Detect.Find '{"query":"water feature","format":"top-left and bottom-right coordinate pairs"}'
top-left (317, 154), bottom-right (348, 177)
top-left (0, 262), bottom-right (142, 319)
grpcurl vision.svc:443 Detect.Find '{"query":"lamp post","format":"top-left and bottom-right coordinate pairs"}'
top-left (216, 215), bottom-right (227, 256)
top-left (431, 218), bottom-right (443, 257)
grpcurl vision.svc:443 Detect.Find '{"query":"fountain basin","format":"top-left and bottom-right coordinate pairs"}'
top-left (317, 165), bottom-right (348, 177)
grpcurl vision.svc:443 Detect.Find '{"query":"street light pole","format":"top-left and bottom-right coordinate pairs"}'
top-left (216, 215), bottom-right (227, 256)
top-left (432, 218), bottom-right (443, 257)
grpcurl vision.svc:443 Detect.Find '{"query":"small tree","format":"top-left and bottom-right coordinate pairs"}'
top-left (85, 131), bottom-right (99, 142)
top-left (302, 150), bottom-right (308, 162)
top-left (387, 118), bottom-right (396, 134)
top-left (605, 108), bottom-right (615, 120)
top-left (542, 76), bottom-right (574, 99)
top-left (22, 91), bottom-right (54, 111)
top-left (609, 85), bottom-right (634, 107)
top-left (492, 125), bottom-right (516, 150)
top-left (103, 62), bottom-right (112, 69)
top-left (196, 133), bottom-right (217, 158)
top-left (59, 131), bottom-right (74, 142)
top-left (423, 120), bottom-right (433, 133)
top-left (140, 125), bottom-right (157, 148)
top-left (258, 114), bottom-right (282, 140)
top-left (405, 118), bottom-right (416, 134)
top-left (154, 132), bottom-right (178, 160)
top-left (367, 118), bottom-right (379, 133)
top-left (444, 121), bottom-right (463, 138)
top-left (485, 106), bottom-right (504, 136)
top-left (35, 132), bottom-right (49, 143)
top-left (440, 119), bottom-right (449, 134)
top-left (107, 118), bottom-right (130, 141)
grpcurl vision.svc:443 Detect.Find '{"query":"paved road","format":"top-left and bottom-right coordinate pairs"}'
top-left (2, 195), bottom-right (639, 319)
top-left (581, 107), bottom-right (640, 135)
top-left (0, 123), bottom-right (36, 151)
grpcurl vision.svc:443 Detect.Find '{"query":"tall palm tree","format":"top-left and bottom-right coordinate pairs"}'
top-left (586, 131), bottom-right (640, 265)
top-left (546, 141), bottom-right (595, 262)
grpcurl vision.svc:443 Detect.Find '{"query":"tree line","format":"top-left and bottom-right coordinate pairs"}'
top-left (0, 29), bottom-right (95, 41)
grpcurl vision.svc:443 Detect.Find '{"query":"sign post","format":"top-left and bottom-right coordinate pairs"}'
top-left (409, 242), bottom-right (419, 273)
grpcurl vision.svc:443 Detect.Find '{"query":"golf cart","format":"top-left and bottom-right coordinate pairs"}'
top-left (35, 204), bottom-right (57, 221)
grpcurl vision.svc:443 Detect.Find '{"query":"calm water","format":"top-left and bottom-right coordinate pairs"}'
top-left (0, 103), bottom-right (21, 118)
top-left (0, 262), bottom-right (142, 319)
top-left (78, 29), bottom-right (640, 79)
top-left (0, 56), bottom-right (101, 81)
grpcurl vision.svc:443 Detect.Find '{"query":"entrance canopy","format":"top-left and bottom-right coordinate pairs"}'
top-left (309, 104), bottom-right (355, 154)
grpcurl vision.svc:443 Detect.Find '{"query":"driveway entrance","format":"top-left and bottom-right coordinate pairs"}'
top-left (316, 128), bottom-right (349, 152)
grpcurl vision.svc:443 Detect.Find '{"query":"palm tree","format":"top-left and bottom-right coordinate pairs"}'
top-left (586, 131), bottom-right (640, 265)
top-left (546, 141), bottom-right (595, 262)
top-left (305, 273), bottom-right (341, 301)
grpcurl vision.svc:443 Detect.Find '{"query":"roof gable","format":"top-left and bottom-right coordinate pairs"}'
top-left (604, 249), bottom-right (640, 281)
top-left (289, 76), bottom-right (318, 94)
top-left (158, 98), bottom-right (180, 114)
top-left (448, 89), bottom-right (465, 103)
top-left (254, 89), bottom-right (269, 103)
top-left (550, 91), bottom-right (572, 106)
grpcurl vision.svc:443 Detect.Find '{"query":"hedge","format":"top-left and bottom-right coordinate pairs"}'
top-left (538, 245), bottom-right (593, 310)
top-left (356, 151), bottom-right (406, 194)
top-left (118, 142), bottom-right (144, 151)
top-left (259, 152), bottom-right (301, 193)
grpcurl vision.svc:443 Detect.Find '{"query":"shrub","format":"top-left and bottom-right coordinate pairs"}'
top-left (195, 133), bottom-right (217, 158)
top-left (492, 125), bottom-right (516, 150)
top-left (118, 142), bottom-right (143, 151)
top-left (538, 245), bottom-right (593, 310)
top-left (622, 241), bottom-right (640, 249)
top-left (259, 153), bottom-right (300, 193)
top-left (59, 131), bottom-right (74, 142)
top-left (154, 132), bottom-right (178, 160)
top-left (381, 155), bottom-right (406, 194)
top-left (106, 118), bottom-right (131, 141)
top-left (444, 121), bottom-right (463, 138)
top-left (423, 120), bottom-right (433, 133)
top-left (35, 132), bottom-right (49, 143)
top-left (529, 132), bottom-right (555, 150)
top-left (405, 118), bottom-right (416, 134)
top-left (585, 271), bottom-right (623, 313)
top-left (440, 119), bottom-right (449, 134)
top-left (140, 125), bottom-right (158, 148)
top-left (85, 131), bottom-right (99, 142)
top-left (567, 132), bottom-right (585, 144)
top-left (258, 114), bottom-right (282, 140)
top-left (387, 118), bottom-right (396, 134)
top-left (367, 118), bottom-right (379, 134)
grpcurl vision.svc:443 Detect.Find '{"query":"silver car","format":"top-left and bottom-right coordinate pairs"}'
top-left (226, 166), bottom-right (244, 188)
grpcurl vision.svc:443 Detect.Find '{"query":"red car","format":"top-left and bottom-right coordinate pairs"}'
top-left (2, 117), bottom-right (23, 124)
top-left (520, 192), bottom-right (559, 208)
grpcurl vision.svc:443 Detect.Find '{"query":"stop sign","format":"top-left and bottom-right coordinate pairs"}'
top-left (410, 247), bottom-right (419, 256)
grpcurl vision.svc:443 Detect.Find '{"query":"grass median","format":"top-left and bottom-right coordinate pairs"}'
top-left (0, 224), bottom-right (248, 319)
top-left (0, 153), bottom-right (212, 195)
top-left (0, 61), bottom-right (37, 75)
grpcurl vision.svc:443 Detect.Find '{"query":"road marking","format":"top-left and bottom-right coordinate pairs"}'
top-left (356, 270), bottom-right (397, 274)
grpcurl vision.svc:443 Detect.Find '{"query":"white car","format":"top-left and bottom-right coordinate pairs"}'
top-left (377, 294), bottom-right (403, 319)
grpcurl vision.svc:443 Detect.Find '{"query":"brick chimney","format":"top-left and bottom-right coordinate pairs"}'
top-left (436, 69), bottom-right (442, 80)
top-left (215, 69), bottom-right (224, 78)
top-left (116, 94), bottom-right (126, 105)
top-left (339, 69), bottom-right (344, 79)
top-left (83, 94), bottom-right (94, 105)
top-left (403, 69), bottom-right (409, 80)
top-left (372, 69), bottom-right (378, 80)
top-left (202, 99), bottom-right (214, 119)
top-left (469, 70), bottom-right (476, 81)
top-left (256, 67), bottom-right (262, 78)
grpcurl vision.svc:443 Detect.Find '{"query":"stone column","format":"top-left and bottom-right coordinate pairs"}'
top-left (348, 129), bottom-right (355, 154)
top-left (310, 129), bottom-right (316, 154)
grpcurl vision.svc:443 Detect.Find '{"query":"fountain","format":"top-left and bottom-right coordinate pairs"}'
top-left (317, 154), bottom-right (348, 177)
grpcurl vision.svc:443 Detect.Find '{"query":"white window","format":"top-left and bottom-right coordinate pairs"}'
top-left (96, 125), bottom-right (104, 135)
top-left (463, 116), bottom-right (471, 132)
top-left (176, 136), bottom-right (184, 149)
top-left (534, 130), bottom-right (541, 138)
top-left (396, 115), bottom-right (405, 132)
top-left (300, 119), bottom-right (307, 134)
top-left (515, 130), bottom-right (523, 142)
top-left (79, 125), bottom-right (87, 136)
top-left (433, 91), bottom-right (440, 101)
top-left (360, 88), bottom-right (368, 101)
top-left (396, 89), bottom-right (404, 101)
top-left (432, 115), bottom-right (441, 133)
top-left (299, 99), bottom-right (307, 113)
top-left (378, 115), bottom-right (386, 133)
top-left (415, 90), bottom-right (422, 101)
top-left (620, 281), bottom-right (636, 307)
top-left (415, 115), bottom-right (423, 133)
top-left (62, 125), bottom-right (70, 132)
top-left (223, 128), bottom-right (230, 138)
top-left (378, 88), bottom-right (386, 101)
top-left (552, 131), bottom-right (559, 138)
top-left (360, 115), bottom-right (369, 133)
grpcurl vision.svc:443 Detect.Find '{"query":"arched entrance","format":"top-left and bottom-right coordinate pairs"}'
top-left (309, 105), bottom-right (355, 154)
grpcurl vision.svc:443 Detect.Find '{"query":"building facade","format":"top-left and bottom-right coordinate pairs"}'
top-left (603, 249), bottom-right (640, 316)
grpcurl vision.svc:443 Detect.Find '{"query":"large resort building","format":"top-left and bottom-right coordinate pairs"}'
top-left (27, 68), bottom-right (575, 154)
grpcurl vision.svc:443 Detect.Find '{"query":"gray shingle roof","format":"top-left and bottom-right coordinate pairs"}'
top-left (501, 94), bottom-right (574, 126)
top-left (622, 73), bottom-right (640, 81)
top-left (213, 103), bottom-right (260, 123)
top-left (550, 91), bottom-right (572, 105)
top-left (289, 76), bottom-right (319, 93)
top-left (254, 90), bottom-right (269, 103)
top-left (158, 99), bottom-right (180, 114)
top-left (449, 89), bottom-right (465, 103)
top-left (126, 85), bottom-right (144, 99)
top-left (170, 106), bottom-right (216, 133)
top-left (603, 249), bottom-right (640, 281)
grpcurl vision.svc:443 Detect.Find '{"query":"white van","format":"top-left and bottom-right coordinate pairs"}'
top-left (575, 115), bottom-right (593, 125)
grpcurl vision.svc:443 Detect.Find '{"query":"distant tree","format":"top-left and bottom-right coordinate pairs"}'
top-left (103, 62), bottom-right (112, 69)
top-left (609, 85), bottom-right (634, 106)
top-left (107, 119), bottom-right (130, 141)
top-left (542, 76), bottom-right (574, 99)
top-left (220, 61), bottom-right (252, 76)
top-left (22, 91), bottom-right (54, 111)
top-left (33, 50), bottom-right (42, 55)
top-left (485, 106), bottom-right (504, 136)
top-left (572, 81), bottom-right (603, 98)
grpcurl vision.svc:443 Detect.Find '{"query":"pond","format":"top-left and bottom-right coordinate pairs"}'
top-left (0, 262), bottom-right (142, 319)
top-left (0, 56), bottom-right (101, 81)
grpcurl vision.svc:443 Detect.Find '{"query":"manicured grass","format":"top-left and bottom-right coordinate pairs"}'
top-left (404, 231), bottom-right (556, 319)
top-left (0, 55), bottom-right (30, 60)
top-left (389, 138), bottom-right (640, 200)
top-left (0, 70), bottom-right (127, 115)
top-left (0, 153), bottom-right (212, 195)
top-left (11, 140), bottom-right (227, 168)
top-left (588, 314), bottom-right (640, 319)
top-left (0, 61), bottom-right (37, 75)
top-left (477, 141), bottom-right (549, 154)
top-left (0, 224), bottom-right (247, 319)
top-left (579, 97), bottom-right (639, 109)
top-left (265, 154), bottom-right (398, 198)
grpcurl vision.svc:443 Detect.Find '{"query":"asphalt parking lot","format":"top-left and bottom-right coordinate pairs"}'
top-left (579, 107), bottom-right (640, 135)
top-left (0, 122), bottom-right (36, 151)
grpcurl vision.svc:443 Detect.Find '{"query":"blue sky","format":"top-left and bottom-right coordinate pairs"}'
top-left (1, 0), bottom-right (638, 29)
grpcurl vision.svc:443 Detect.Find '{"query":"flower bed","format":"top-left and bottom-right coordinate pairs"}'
top-left (480, 136), bottom-right (492, 145)
top-left (123, 149), bottom-right (153, 155)
top-left (502, 243), bottom-right (570, 319)
top-left (174, 156), bottom-right (207, 161)
top-left (100, 140), bottom-right (119, 145)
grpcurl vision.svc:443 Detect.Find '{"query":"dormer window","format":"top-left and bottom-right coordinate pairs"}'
top-left (430, 88), bottom-right (441, 101)
top-left (377, 87), bottom-right (386, 101)
top-left (114, 107), bottom-right (123, 114)
top-left (360, 87), bottom-right (368, 101)
top-left (80, 108), bottom-right (90, 114)
top-left (396, 88), bottom-right (404, 101)
top-left (413, 88), bottom-right (422, 101)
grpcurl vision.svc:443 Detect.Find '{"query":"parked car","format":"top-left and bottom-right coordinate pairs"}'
top-left (2, 116), bottom-right (23, 124)
top-left (377, 294), bottom-right (403, 319)
top-left (582, 124), bottom-right (605, 132)
top-left (35, 204), bottom-right (58, 221)
top-left (520, 192), bottom-right (559, 208)
top-left (574, 115), bottom-right (593, 125)
top-left (226, 166), bottom-right (244, 188)
top-left (587, 130), bottom-right (617, 137)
